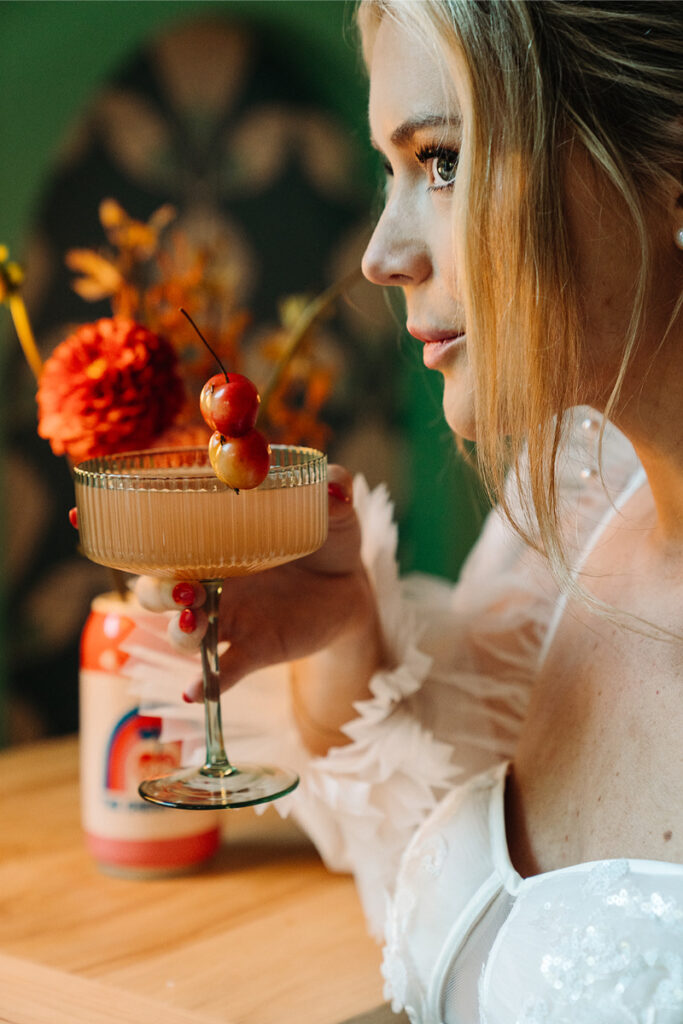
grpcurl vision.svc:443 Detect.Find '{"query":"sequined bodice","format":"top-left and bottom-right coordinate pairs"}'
top-left (382, 763), bottom-right (683, 1023)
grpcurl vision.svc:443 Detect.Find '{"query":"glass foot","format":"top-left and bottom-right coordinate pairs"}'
top-left (138, 763), bottom-right (299, 809)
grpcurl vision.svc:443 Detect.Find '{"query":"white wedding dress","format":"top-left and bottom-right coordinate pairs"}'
top-left (384, 759), bottom-right (683, 1023)
top-left (123, 408), bottom-right (683, 1023)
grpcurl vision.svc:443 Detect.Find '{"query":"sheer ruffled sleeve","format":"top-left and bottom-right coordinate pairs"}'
top-left (122, 408), bottom-right (642, 938)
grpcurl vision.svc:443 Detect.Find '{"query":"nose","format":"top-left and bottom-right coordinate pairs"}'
top-left (361, 201), bottom-right (431, 288)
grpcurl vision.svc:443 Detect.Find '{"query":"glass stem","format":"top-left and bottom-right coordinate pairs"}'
top-left (200, 580), bottom-right (233, 776)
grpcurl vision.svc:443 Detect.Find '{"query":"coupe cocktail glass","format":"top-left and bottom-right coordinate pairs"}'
top-left (73, 445), bottom-right (327, 809)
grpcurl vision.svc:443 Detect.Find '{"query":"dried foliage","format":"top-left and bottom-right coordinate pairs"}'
top-left (65, 199), bottom-right (338, 449)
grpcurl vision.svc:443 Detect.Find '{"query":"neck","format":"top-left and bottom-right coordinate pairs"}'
top-left (628, 440), bottom-right (683, 552)
top-left (604, 346), bottom-right (683, 550)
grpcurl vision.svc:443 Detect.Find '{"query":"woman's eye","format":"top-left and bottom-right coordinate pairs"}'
top-left (432, 151), bottom-right (458, 187)
top-left (416, 146), bottom-right (459, 190)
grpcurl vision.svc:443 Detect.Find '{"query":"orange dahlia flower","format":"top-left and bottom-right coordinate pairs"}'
top-left (37, 317), bottom-right (184, 460)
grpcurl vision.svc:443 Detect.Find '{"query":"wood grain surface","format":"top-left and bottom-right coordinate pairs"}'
top-left (0, 736), bottom-right (384, 1024)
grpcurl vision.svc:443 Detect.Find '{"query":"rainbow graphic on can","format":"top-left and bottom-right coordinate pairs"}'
top-left (104, 708), bottom-right (182, 793)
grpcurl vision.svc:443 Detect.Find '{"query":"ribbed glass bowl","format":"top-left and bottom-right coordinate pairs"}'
top-left (73, 444), bottom-right (328, 581)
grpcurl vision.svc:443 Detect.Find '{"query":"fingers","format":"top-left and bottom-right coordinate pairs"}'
top-left (167, 607), bottom-right (208, 651)
top-left (327, 465), bottom-right (353, 514)
top-left (134, 577), bottom-right (206, 613)
top-left (183, 678), bottom-right (204, 703)
top-left (134, 577), bottom-right (209, 654)
top-left (302, 464), bottom-right (362, 576)
top-left (182, 638), bottom-right (249, 704)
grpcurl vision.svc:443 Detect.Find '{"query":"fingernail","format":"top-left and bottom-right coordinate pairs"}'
top-left (328, 482), bottom-right (351, 504)
top-left (68, 507), bottom-right (79, 529)
top-left (179, 608), bottom-right (197, 634)
top-left (172, 582), bottom-right (196, 607)
top-left (182, 691), bottom-right (194, 704)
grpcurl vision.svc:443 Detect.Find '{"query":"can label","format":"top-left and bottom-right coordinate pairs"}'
top-left (80, 594), bottom-right (220, 873)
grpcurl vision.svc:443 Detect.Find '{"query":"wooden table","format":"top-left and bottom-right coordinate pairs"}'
top-left (0, 735), bottom-right (386, 1024)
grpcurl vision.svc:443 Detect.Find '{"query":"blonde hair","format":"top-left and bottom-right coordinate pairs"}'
top-left (357, 0), bottom-right (683, 594)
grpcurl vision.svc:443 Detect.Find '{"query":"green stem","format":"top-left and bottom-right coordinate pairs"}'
top-left (257, 266), bottom-right (363, 426)
top-left (199, 580), bottom-right (233, 777)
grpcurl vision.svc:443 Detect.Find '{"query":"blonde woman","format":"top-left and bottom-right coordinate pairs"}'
top-left (134, 2), bottom-right (683, 1019)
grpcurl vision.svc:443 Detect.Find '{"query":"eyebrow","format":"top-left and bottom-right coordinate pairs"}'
top-left (370, 113), bottom-right (462, 151)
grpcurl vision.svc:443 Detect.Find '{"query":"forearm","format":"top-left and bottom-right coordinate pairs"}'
top-left (289, 573), bottom-right (386, 756)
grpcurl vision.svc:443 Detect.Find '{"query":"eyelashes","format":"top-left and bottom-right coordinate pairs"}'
top-left (378, 144), bottom-right (460, 191)
top-left (415, 144), bottom-right (459, 190)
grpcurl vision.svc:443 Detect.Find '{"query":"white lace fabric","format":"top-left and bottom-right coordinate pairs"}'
top-left (122, 408), bottom-right (682, 1022)
top-left (486, 857), bottom-right (683, 1023)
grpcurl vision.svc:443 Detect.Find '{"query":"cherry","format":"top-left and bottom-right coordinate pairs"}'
top-left (199, 372), bottom-right (260, 437)
top-left (180, 308), bottom-right (270, 491)
top-left (208, 429), bottom-right (271, 491)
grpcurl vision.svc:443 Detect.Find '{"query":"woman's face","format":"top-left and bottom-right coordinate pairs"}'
top-left (362, 16), bottom-right (682, 436)
top-left (361, 16), bottom-right (475, 437)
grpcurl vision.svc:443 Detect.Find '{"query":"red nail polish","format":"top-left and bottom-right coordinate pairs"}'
top-left (182, 692), bottom-right (194, 704)
top-left (68, 507), bottom-right (79, 529)
top-left (328, 482), bottom-right (351, 504)
top-left (173, 582), bottom-right (195, 607)
top-left (179, 608), bottom-right (197, 634)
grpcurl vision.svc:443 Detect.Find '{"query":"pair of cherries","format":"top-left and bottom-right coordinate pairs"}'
top-left (200, 372), bottom-right (270, 490)
top-left (184, 309), bottom-right (271, 491)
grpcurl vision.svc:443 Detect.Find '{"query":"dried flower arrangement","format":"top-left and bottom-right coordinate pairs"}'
top-left (2, 198), bottom-right (357, 460)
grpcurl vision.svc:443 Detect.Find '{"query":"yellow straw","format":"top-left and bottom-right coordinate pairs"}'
top-left (1, 247), bottom-right (43, 382)
top-left (8, 292), bottom-right (43, 381)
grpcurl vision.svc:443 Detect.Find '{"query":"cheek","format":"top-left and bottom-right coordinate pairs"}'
top-left (448, 150), bottom-right (473, 297)
top-left (431, 212), bottom-right (462, 296)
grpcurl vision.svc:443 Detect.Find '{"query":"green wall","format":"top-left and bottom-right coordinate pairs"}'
top-left (0, 0), bottom-right (372, 255)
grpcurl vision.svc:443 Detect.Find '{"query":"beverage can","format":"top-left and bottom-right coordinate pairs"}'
top-left (79, 592), bottom-right (221, 876)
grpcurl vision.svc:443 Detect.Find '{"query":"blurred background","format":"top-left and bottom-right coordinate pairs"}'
top-left (0, 0), bottom-right (487, 747)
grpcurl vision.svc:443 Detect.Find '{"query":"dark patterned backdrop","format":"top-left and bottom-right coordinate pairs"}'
top-left (4, 15), bottom-right (421, 743)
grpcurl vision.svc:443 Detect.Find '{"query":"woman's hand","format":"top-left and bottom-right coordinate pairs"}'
top-left (134, 466), bottom-right (385, 753)
top-left (134, 577), bottom-right (210, 650)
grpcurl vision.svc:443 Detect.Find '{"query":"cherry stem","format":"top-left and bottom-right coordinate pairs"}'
top-left (180, 307), bottom-right (229, 382)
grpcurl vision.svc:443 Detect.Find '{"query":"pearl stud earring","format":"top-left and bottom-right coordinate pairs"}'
top-left (675, 226), bottom-right (683, 250)
top-left (579, 414), bottom-right (601, 481)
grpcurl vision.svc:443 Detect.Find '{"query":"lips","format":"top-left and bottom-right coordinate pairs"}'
top-left (407, 326), bottom-right (466, 370)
